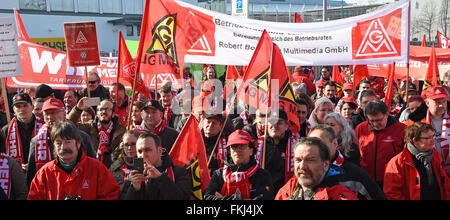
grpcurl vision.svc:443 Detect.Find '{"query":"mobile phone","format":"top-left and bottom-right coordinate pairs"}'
top-left (133, 158), bottom-right (144, 174)
top-left (83, 97), bottom-right (101, 108)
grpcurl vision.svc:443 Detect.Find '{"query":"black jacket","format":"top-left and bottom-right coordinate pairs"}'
top-left (204, 157), bottom-right (274, 200)
top-left (331, 151), bottom-right (386, 200)
top-left (123, 152), bottom-right (192, 200)
top-left (1, 115), bottom-right (39, 163)
top-left (261, 130), bottom-right (294, 192)
top-left (349, 108), bottom-right (366, 130)
top-left (109, 155), bottom-right (134, 199)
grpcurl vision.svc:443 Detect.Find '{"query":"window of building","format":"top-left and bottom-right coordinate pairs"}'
top-left (77, 0), bottom-right (100, 13)
top-left (49, 0), bottom-right (74, 12)
top-left (127, 25), bottom-right (134, 36)
top-left (19, 0), bottom-right (47, 10)
top-left (102, 0), bottom-right (122, 14)
top-left (415, 2), bottom-right (419, 9)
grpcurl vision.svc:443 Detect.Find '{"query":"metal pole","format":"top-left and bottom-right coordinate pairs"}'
top-left (323, 0), bottom-right (327, 22)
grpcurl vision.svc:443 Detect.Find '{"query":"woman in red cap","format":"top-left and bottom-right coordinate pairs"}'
top-left (204, 130), bottom-right (274, 200)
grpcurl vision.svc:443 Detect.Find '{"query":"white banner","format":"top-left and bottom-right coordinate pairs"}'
top-left (0, 17), bottom-right (21, 78)
top-left (178, 0), bottom-right (410, 66)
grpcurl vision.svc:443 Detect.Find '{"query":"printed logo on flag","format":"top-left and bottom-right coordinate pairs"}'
top-left (352, 8), bottom-right (402, 59)
top-left (147, 14), bottom-right (179, 66)
top-left (76, 31), bottom-right (89, 44)
top-left (185, 10), bottom-right (216, 56)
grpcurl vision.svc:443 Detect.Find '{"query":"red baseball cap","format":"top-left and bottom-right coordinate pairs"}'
top-left (343, 82), bottom-right (354, 91)
top-left (317, 79), bottom-right (326, 88)
top-left (340, 97), bottom-right (357, 104)
top-left (42, 98), bottom-right (64, 112)
top-left (227, 130), bottom-right (253, 147)
top-left (424, 86), bottom-right (448, 100)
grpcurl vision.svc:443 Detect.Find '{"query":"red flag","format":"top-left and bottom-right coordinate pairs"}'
top-left (353, 65), bottom-right (370, 90)
top-left (136, 0), bottom-right (211, 89)
top-left (118, 31), bottom-right (151, 99)
top-left (240, 66), bottom-right (248, 75)
top-left (294, 12), bottom-right (304, 23)
top-left (169, 115), bottom-right (210, 200)
top-left (421, 34), bottom-right (427, 47)
top-left (236, 30), bottom-right (300, 133)
top-left (225, 65), bottom-right (241, 80)
top-left (271, 44), bottom-right (301, 134)
top-left (384, 62), bottom-right (396, 112)
top-left (236, 30), bottom-right (274, 113)
top-left (437, 31), bottom-right (450, 48)
top-left (14, 9), bottom-right (30, 41)
top-left (422, 44), bottom-right (442, 91)
top-left (332, 65), bottom-right (345, 97)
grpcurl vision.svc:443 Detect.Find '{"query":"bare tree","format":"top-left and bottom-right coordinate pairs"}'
top-left (416, 1), bottom-right (437, 43)
top-left (439, 0), bottom-right (450, 36)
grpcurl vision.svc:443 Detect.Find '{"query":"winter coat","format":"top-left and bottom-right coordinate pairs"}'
top-left (122, 152), bottom-right (192, 200)
top-left (68, 106), bottom-right (126, 168)
top-left (384, 147), bottom-right (450, 200)
top-left (355, 116), bottom-right (406, 185)
top-left (204, 157), bottom-right (274, 200)
top-left (27, 151), bottom-right (120, 200)
top-left (26, 129), bottom-right (96, 187)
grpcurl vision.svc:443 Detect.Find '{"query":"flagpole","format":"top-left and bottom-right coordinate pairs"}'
top-left (84, 66), bottom-right (91, 98)
top-left (115, 31), bottom-right (122, 114)
top-left (262, 42), bottom-right (275, 170)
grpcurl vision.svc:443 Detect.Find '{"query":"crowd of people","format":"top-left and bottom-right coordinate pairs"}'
top-left (0, 65), bottom-right (450, 200)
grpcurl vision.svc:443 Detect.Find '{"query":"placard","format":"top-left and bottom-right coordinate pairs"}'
top-left (0, 17), bottom-right (21, 78)
top-left (64, 21), bottom-right (100, 66)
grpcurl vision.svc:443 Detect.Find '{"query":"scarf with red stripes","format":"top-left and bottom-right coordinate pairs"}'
top-left (35, 124), bottom-right (52, 171)
top-left (333, 150), bottom-right (345, 168)
top-left (215, 137), bottom-right (228, 168)
top-left (255, 135), bottom-right (297, 183)
top-left (164, 106), bottom-right (173, 125)
top-left (0, 153), bottom-right (10, 199)
top-left (97, 122), bottom-right (113, 163)
top-left (426, 110), bottom-right (450, 163)
top-left (221, 163), bottom-right (259, 199)
top-left (135, 120), bottom-right (166, 135)
top-left (6, 117), bottom-right (43, 166)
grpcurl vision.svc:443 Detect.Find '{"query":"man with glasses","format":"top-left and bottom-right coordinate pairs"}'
top-left (68, 97), bottom-right (126, 168)
top-left (355, 100), bottom-right (406, 189)
top-left (405, 86), bottom-right (450, 175)
top-left (81, 71), bottom-right (110, 102)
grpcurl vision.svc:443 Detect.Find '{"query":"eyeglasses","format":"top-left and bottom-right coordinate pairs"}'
top-left (88, 80), bottom-right (98, 84)
top-left (121, 142), bottom-right (136, 148)
top-left (368, 115), bottom-right (387, 124)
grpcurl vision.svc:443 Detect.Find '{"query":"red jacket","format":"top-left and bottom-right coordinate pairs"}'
top-left (275, 177), bottom-right (358, 200)
top-left (383, 147), bottom-right (450, 200)
top-left (28, 152), bottom-right (120, 200)
top-left (355, 117), bottom-right (406, 183)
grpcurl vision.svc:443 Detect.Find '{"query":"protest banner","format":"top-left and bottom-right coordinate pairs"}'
top-left (157, 0), bottom-right (411, 66)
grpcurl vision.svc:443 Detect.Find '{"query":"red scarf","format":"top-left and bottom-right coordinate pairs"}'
top-left (215, 137), bottom-right (228, 168)
top-left (135, 120), bottom-right (166, 135)
top-left (0, 153), bottom-right (11, 199)
top-left (120, 164), bottom-right (132, 181)
top-left (221, 163), bottom-right (259, 199)
top-left (164, 106), bottom-right (173, 125)
top-left (240, 111), bottom-right (249, 127)
top-left (6, 117), bottom-right (43, 166)
top-left (97, 122), bottom-right (113, 163)
top-left (333, 150), bottom-right (345, 168)
top-left (35, 124), bottom-right (52, 171)
top-left (255, 135), bottom-right (296, 183)
top-left (165, 166), bottom-right (175, 182)
top-left (426, 110), bottom-right (450, 163)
